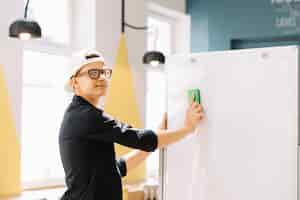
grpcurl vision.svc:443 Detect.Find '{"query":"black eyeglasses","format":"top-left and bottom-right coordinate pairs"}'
top-left (74, 68), bottom-right (113, 80)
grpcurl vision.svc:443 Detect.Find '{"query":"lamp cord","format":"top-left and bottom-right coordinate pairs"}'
top-left (24, 0), bottom-right (30, 18)
top-left (122, 0), bottom-right (125, 33)
top-left (121, 0), bottom-right (148, 33)
top-left (124, 23), bottom-right (148, 30)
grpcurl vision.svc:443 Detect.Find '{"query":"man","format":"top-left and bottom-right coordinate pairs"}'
top-left (59, 49), bottom-right (204, 199)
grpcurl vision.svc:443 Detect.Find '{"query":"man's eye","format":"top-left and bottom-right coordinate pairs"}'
top-left (90, 71), bottom-right (98, 75)
top-left (89, 71), bottom-right (99, 78)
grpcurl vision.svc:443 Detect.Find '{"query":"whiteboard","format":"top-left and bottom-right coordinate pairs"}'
top-left (164, 46), bottom-right (298, 200)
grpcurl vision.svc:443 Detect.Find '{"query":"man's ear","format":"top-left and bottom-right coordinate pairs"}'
top-left (71, 77), bottom-right (78, 91)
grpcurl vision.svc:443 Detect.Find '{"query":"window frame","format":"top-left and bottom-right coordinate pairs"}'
top-left (21, 0), bottom-right (74, 190)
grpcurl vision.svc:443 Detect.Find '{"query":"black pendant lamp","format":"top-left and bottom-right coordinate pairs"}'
top-left (9, 0), bottom-right (42, 40)
top-left (143, 51), bottom-right (165, 67)
top-left (120, 0), bottom-right (165, 66)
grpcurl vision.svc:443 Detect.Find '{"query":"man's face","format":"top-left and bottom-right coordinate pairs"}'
top-left (72, 61), bottom-right (111, 98)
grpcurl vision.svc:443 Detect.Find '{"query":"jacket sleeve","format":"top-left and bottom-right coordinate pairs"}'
top-left (81, 108), bottom-right (158, 152)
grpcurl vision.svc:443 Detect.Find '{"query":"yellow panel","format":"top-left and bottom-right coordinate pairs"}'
top-left (123, 187), bottom-right (128, 200)
top-left (0, 65), bottom-right (21, 196)
top-left (104, 34), bottom-right (146, 183)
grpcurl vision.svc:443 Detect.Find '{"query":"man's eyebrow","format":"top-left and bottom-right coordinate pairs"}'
top-left (103, 65), bottom-right (112, 69)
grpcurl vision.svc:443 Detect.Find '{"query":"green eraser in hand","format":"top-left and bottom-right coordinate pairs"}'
top-left (187, 89), bottom-right (201, 104)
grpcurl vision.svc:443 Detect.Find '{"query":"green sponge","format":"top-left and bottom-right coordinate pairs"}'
top-left (187, 89), bottom-right (201, 104)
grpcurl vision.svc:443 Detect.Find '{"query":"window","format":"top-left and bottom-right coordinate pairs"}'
top-left (145, 69), bottom-right (166, 179)
top-left (145, 3), bottom-right (191, 186)
top-left (22, 51), bottom-right (70, 187)
top-left (26, 0), bottom-right (71, 44)
top-left (21, 0), bottom-right (73, 189)
top-left (146, 15), bottom-right (174, 179)
top-left (147, 17), bottom-right (172, 55)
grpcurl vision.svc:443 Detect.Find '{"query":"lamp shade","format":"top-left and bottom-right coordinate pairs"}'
top-left (9, 19), bottom-right (42, 39)
top-left (143, 51), bottom-right (165, 66)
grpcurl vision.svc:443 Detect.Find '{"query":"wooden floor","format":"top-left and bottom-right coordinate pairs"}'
top-left (0, 188), bottom-right (65, 200)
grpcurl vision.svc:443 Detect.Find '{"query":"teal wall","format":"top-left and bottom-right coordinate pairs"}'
top-left (187, 0), bottom-right (300, 52)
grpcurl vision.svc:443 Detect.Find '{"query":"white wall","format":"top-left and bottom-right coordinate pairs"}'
top-left (0, 0), bottom-right (23, 135)
top-left (72, 0), bottom-right (96, 50)
top-left (150, 0), bottom-right (186, 13)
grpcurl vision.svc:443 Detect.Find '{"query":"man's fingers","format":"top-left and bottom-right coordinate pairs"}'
top-left (158, 112), bottom-right (168, 130)
top-left (163, 112), bottom-right (167, 120)
top-left (199, 112), bottom-right (205, 118)
top-left (163, 112), bottom-right (168, 127)
top-left (192, 104), bottom-right (203, 113)
top-left (196, 114), bottom-right (204, 120)
top-left (198, 104), bottom-right (203, 110)
top-left (194, 111), bottom-right (204, 119)
top-left (191, 101), bottom-right (198, 109)
top-left (189, 94), bottom-right (194, 105)
top-left (196, 104), bottom-right (203, 112)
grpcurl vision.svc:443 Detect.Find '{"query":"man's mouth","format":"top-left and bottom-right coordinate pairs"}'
top-left (95, 85), bottom-right (107, 88)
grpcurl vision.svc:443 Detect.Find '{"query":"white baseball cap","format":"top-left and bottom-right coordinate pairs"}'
top-left (64, 49), bottom-right (105, 92)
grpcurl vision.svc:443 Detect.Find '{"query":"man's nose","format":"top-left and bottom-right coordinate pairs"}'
top-left (96, 79), bottom-right (107, 83)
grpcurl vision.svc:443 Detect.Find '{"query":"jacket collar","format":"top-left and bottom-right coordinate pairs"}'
top-left (72, 95), bottom-right (104, 112)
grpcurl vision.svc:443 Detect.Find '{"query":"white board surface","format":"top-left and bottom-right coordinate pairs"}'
top-left (164, 46), bottom-right (298, 200)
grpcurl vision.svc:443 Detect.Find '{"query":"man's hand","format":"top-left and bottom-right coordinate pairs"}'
top-left (158, 112), bottom-right (168, 130)
top-left (184, 95), bottom-right (204, 133)
top-left (155, 95), bottom-right (205, 149)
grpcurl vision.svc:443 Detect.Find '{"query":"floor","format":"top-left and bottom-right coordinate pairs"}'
top-left (1, 188), bottom-right (66, 200)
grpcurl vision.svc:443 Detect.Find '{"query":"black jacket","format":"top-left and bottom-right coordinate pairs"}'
top-left (59, 95), bottom-right (158, 200)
